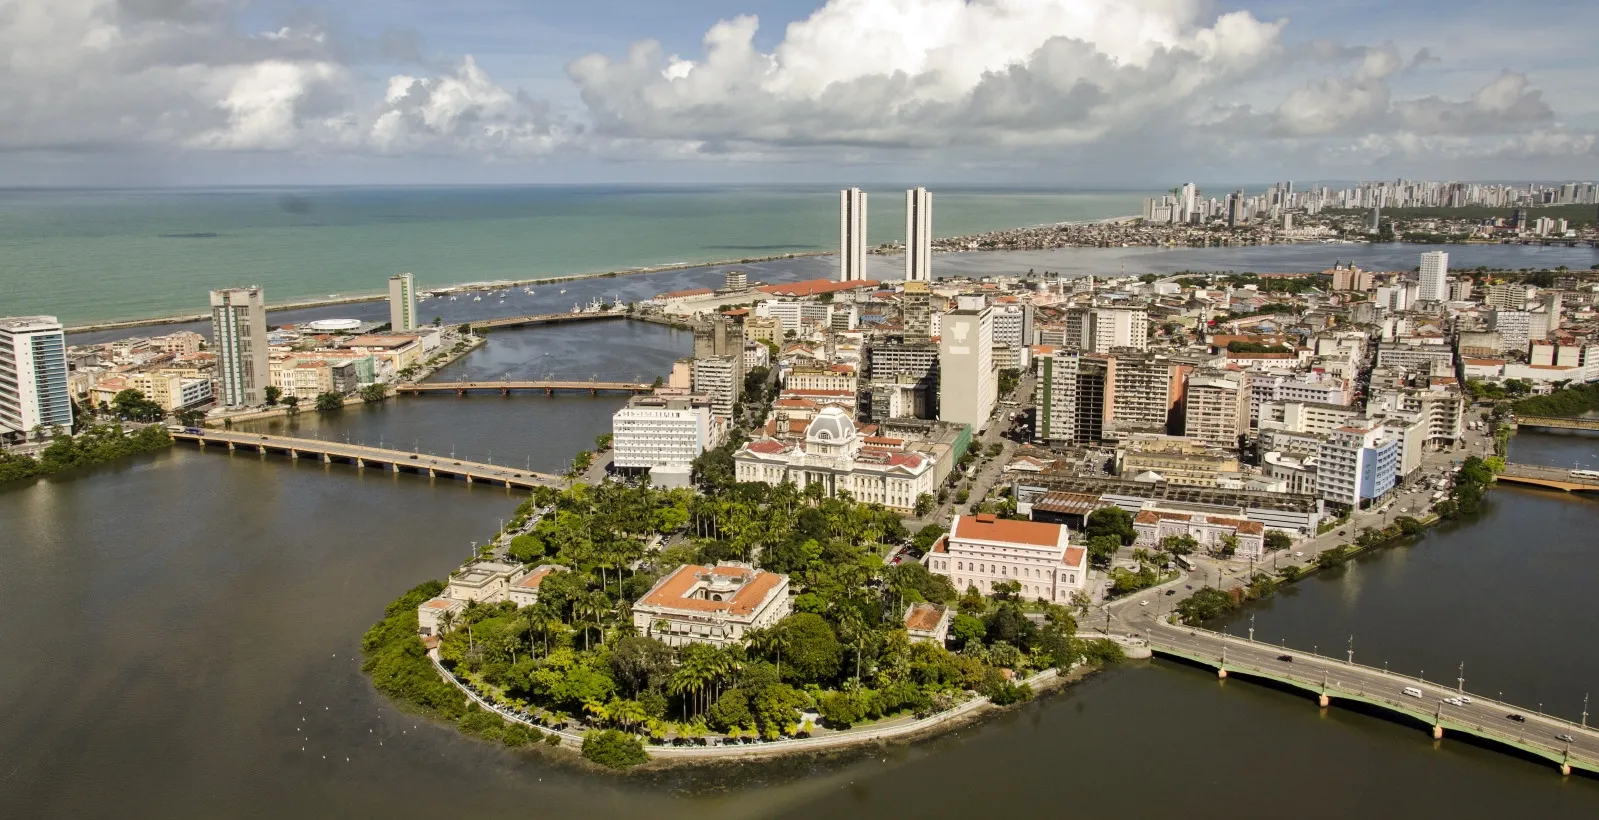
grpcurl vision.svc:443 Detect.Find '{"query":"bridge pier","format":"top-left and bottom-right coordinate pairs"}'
top-left (226, 441), bottom-right (236, 451)
top-left (545, 388), bottom-right (553, 396)
top-left (258, 445), bottom-right (266, 454)
top-left (1432, 724), bottom-right (1444, 739)
top-left (356, 457), bottom-right (365, 469)
top-left (1217, 668), bottom-right (1227, 679)
top-left (1562, 763), bottom-right (1572, 776)
top-left (289, 449), bottom-right (298, 460)
top-left (428, 468), bottom-right (436, 478)
top-left (465, 474), bottom-right (473, 484)
top-left (392, 462), bottom-right (402, 473)
top-left (1318, 694), bottom-right (1330, 708)
top-left (500, 387), bottom-right (509, 396)
top-left (323, 453), bottom-right (332, 463)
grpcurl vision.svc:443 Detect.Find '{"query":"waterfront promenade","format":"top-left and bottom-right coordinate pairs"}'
top-left (1514, 416), bottom-right (1599, 432)
top-left (170, 429), bottom-right (564, 488)
top-left (1144, 620), bottom-right (1599, 776)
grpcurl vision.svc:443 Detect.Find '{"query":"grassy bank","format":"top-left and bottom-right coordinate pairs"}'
top-left (0, 424), bottom-right (172, 484)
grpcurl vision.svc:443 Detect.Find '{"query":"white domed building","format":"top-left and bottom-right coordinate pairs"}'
top-left (733, 405), bottom-right (937, 511)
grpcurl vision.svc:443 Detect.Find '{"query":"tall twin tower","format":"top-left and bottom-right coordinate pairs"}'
top-left (838, 187), bottom-right (931, 283)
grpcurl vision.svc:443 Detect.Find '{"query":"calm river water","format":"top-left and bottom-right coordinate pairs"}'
top-left (7, 332), bottom-right (1599, 818)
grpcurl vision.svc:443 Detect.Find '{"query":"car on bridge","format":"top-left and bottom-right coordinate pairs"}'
top-left (1558, 733), bottom-right (1576, 743)
top-left (1276, 654), bottom-right (1293, 662)
top-left (1508, 713), bottom-right (1526, 722)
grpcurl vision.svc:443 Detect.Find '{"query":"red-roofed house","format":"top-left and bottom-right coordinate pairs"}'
top-left (631, 562), bottom-right (790, 647)
top-left (904, 603), bottom-right (953, 644)
top-left (923, 514), bottom-right (1094, 604)
top-left (508, 564), bottom-right (567, 608)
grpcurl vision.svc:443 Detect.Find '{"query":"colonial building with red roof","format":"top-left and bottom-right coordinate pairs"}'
top-left (733, 406), bottom-right (937, 512)
top-left (631, 562), bottom-right (790, 647)
top-left (924, 514), bottom-right (1095, 604)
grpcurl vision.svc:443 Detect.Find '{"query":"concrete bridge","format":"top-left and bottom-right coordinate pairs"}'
top-left (395, 380), bottom-right (654, 396)
top-left (1514, 415), bottom-right (1599, 432)
top-left (171, 430), bottom-right (563, 489)
top-left (1145, 620), bottom-right (1599, 776)
top-left (468, 312), bottom-right (625, 331)
top-left (1496, 463), bottom-right (1599, 493)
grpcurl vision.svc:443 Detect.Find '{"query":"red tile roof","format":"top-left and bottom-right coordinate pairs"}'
top-left (637, 564), bottom-right (786, 617)
top-left (904, 603), bottom-right (947, 632)
top-left (745, 439), bottom-right (789, 455)
top-left (758, 279), bottom-right (881, 297)
top-left (1063, 547), bottom-right (1086, 568)
top-left (951, 514), bottom-right (1065, 548)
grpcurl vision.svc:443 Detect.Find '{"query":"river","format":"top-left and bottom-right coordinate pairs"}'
top-left (5, 330), bottom-right (1599, 818)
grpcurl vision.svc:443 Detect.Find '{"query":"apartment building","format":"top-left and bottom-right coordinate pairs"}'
top-left (1183, 372), bottom-right (1247, 449)
top-left (939, 303), bottom-right (996, 430)
top-left (210, 287), bottom-right (269, 406)
top-left (1316, 422), bottom-right (1399, 509)
top-left (0, 316), bottom-right (73, 440)
top-left (611, 393), bottom-right (723, 487)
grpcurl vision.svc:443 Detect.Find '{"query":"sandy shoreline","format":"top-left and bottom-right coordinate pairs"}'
top-left (63, 251), bottom-right (830, 334)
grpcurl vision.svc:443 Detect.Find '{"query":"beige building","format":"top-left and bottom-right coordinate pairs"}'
top-left (1133, 510), bottom-right (1267, 560)
top-left (632, 562), bottom-right (791, 647)
top-left (1110, 353), bottom-right (1190, 434)
top-left (784, 365), bottom-right (857, 394)
top-left (1118, 435), bottom-right (1240, 487)
top-left (1183, 371), bottom-right (1247, 449)
top-left (925, 514), bottom-right (1091, 604)
top-left (269, 359), bottom-right (335, 400)
top-left (744, 316), bottom-right (781, 344)
top-left (210, 286), bottom-right (269, 406)
top-left (939, 302), bottom-right (996, 431)
top-left (508, 565), bottom-right (566, 608)
top-left (443, 560), bottom-right (522, 603)
top-left (903, 603), bottom-right (953, 644)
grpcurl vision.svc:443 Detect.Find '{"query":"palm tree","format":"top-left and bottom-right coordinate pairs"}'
top-left (437, 609), bottom-right (457, 637)
top-left (833, 603), bottom-right (869, 682)
top-left (746, 626), bottom-right (792, 680)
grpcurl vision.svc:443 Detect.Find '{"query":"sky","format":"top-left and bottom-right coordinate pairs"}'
top-left (3, 0), bottom-right (1596, 187)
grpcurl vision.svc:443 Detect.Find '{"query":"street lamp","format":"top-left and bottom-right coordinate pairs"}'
top-left (1457, 661), bottom-right (1465, 694)
top-left (1347, 635), bottom-right (1354, 665)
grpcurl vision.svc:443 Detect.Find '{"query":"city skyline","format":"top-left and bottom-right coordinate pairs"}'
top-left (3, 1), bottom-right (1596, 186)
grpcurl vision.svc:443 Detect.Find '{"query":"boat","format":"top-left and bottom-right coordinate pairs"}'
top-left (473, 294), bottom-right (482, 301)
top-left (571, 303), bottom-right (581, 313)
top-left (559, 288), bottom-right (567, 294)
top-left (449, 295), bottom-right (457, 301)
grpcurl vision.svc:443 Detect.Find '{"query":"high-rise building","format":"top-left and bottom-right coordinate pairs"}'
top-left (210, 286), bottom-right (269, 407)
top-left (1418, 251), bottom-right (1449, 303)
top-left (724, 269), bottom-right (748, 291)
top-left (1183, 371), bottom-right (1247, 449)
top-left (938, 302), bottom-right (995, 430)
top-left (1061, 306), bottom-right (1148, 353)
top-left (1316, 421), bottom-right (1398, 509)
top-left (839, 188), bottom-right (868, 282)
top-left (0, 315), bottom-right (73, 440)
top-left (904, 187), bottom-right (932, 282)
top-left (388, 272), bottom-right (417, 332)
top-left (1034, 347), bottom-right (1114, 443)
top-left (901, 281), bottom-right (932, 343)
top-left (690, 357), bottom-right (740, 419)
top-left (1110, 352), bottom-right (1189, 435)
top-left (611, 393), bottom-right (723, 487)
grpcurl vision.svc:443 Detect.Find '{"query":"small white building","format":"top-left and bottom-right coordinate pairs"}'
top-left (924, 514), bottom-right (1092, 604)
top-left (417, 596), bottom-right (464, 637)
top-left (631, 562), bottom-right (791, 647)
top-left (444, 560), bottom-right (521, 603)
top-left (507, 564), bottom-right (566, 608)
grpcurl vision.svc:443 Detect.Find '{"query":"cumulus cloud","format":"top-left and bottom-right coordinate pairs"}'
top-left (568, 0), bottom-right (1285, 150)
top-left (0, 0), bottom-right (567, 156)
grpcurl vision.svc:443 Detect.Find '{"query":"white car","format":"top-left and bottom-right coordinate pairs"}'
top-left (1139, 600), bottom-right (1149, 606)
top-left (1459, 696), bottom-right (1473, 705)
top-left (1443, 697), bottom-right (1464, 706)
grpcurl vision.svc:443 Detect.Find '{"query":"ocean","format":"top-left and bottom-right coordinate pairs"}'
top-left (0, 186), bottom-right (1144, 325)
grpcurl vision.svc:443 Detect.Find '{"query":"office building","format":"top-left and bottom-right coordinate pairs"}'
top-left (611, 393), bottom-right (724, 487)
top-left (209, 286), bottom-right (269, 407)
top-left (839, 188), bottom-right (868, 282)
top-left (0, 316), bottom-right (73, 440)
top-left (1061, 306), bottom-right (1148, 353)
top-left (388, 272), bottom-right (417, 332)
top-left (1034, 347), bottom-right (1114, 444)
top-left (690, 357), bottom-right (740, 419)
top-left (901, 280), bottom-right (932, 342)
top-left (990, 303), bottom-right (1033, 348)
top-left (1316, 422), bottom-right (1398, 509)
top-left (905, 187), bottom-right (932, 282)
top-left (1183, 371), bottom-right (1247, 449)
top-left (1417, 252), bottom-right (1448, 303)
top-left (939, 300), bottom-right (995, 430)
top-left (1110, 353), bottom-right (1189, 435)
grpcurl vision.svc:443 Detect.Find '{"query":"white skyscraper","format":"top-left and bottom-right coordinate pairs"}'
top-left (938, 299), bottom-right (996, 430)
top-left (0, 315), bottom-right (73, 441)
top-left (1418, 251), bottom-right (1449, 303)
top-left (904, 187), bottom-right (932, 282)
top-left (839, 188), bottom-right (868, 282)
top-left (210, 286), bottom-right (269, 407)
top-left (389, 272), bottom-right (417, 332)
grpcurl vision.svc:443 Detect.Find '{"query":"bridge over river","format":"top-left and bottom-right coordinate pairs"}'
top-left (1496, 463), bottom-right (1599, 492)
top-left (395, 380), bottom-right (654, 396)
top-left (1145, 620), bottom-right (1599, 776)
top-left (1513, 416), bottom-right (1599, 432)
top-left (170, 430), bottom-right (563, 489)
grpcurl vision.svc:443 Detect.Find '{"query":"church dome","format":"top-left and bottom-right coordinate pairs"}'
top-left (805, 406), bottom-right (856, 443)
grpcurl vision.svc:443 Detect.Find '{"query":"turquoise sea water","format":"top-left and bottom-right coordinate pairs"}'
top-left (0, 186), bottom-right (1143, 325)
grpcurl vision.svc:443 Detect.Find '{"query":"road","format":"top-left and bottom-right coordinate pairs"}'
top-left (907, 373), bottom-right (1032, 529)
top-left (1143, 618), bottom-right (1599, 773)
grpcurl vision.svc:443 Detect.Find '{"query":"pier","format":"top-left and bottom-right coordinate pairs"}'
top-left (395, 380), bottom-right (654, 396)
top-left (171, 430), bottom-right (564, 488)
top-left (1146, 620), bottom-right (1599, 776)
top-left (467, 312), bottom-right (625, 331)
top-left (1496, 463), bottom-right (1599, 492)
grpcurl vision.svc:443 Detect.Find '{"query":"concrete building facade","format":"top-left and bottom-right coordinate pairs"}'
top-left (209, 287), bottom-right (269, 407)
top-left (0, 316), bottom-right (72, 440)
